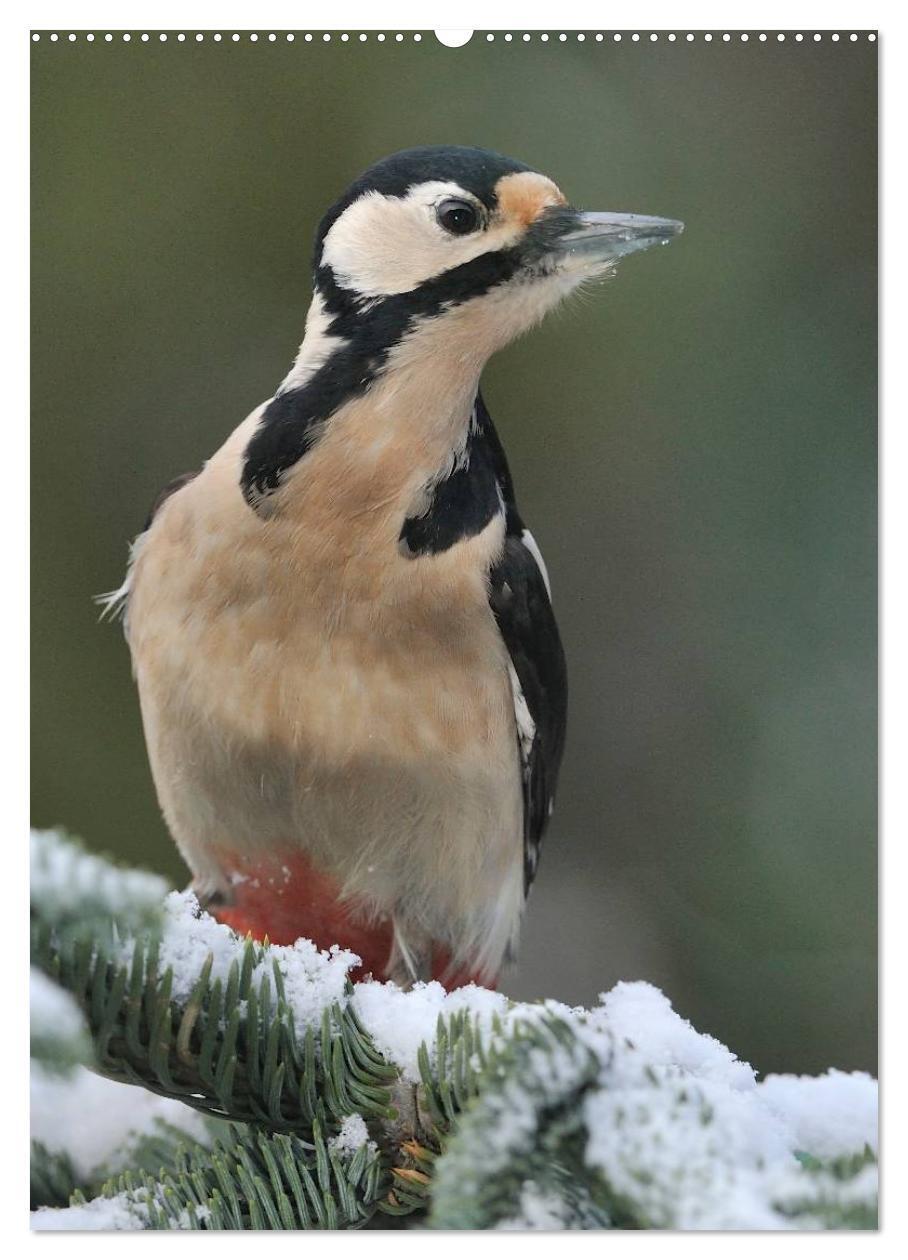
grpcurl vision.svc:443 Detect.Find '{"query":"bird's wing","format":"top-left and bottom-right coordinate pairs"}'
top-left (142, 469), bottom-right (201, 531)
top-left (480, 394), bottom-right (568, 895)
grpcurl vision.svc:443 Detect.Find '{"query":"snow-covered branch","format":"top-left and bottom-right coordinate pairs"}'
top-left (30, 830), bottom-right (878, 1231)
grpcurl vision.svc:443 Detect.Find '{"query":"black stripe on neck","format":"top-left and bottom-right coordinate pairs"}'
top-left (241, 252), bottom-right (519, 509)
top-left (399, 392), bottom-right (514, 557)
top-left (241, 207), bottom-right (576, 510)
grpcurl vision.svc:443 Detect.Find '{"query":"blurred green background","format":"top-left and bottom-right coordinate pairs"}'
top-left (31, 33), bottom-right (877, 1075)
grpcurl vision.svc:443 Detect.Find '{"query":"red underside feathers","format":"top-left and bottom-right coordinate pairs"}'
top-left (209, 850), bottom-right (491, 989)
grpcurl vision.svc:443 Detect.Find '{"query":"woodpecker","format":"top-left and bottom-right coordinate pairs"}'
top-left (107, 146), bottom-right (682, 988)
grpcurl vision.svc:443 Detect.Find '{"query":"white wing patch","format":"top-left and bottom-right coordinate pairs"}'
top-left (508, 662), bottom-right (536, 763)
top-left (520, 528), bottom-right (552, 598)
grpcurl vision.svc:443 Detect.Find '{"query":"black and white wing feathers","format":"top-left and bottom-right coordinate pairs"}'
top-left (479, 394), bottom-right (568, 894)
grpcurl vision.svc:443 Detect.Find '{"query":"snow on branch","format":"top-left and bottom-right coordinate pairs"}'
top-left (30, 829), bottom-right (878, 1231)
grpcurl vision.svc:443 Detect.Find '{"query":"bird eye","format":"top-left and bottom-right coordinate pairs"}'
top-left (436, 198), bottom-right (481, 236)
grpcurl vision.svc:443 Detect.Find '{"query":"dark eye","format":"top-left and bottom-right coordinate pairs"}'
top-left (436, 198), bottom-right (481, 236)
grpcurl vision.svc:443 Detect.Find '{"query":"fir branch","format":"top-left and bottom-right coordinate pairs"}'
top-left (30, 967), bottom-right (94, 1075)
top-left (774, 1148), bottom-right (879, 1230)
top-left (30, 1142), bottom-right (84, 1212)
top-left (32, 919), bottom-right (398, 1140)
top-left (81, 1120), bottom-right (390, 1230)
top-left (31, 829), bottom-right (166, 946)
top-left (30, 832), bottom-right (879, 1232)
top-left (427, 1013), bottom-right (617, 1229)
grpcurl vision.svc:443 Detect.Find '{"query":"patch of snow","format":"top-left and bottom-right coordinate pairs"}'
top-left (31, 1192), bottom-right (210, 1231)
top-left (31, 829), bottom-right (167, 920)
top-left (576, 986), bottom-right (877, 1229)
top-left (154, 891), bottom-right (243, 1001)
top-left (155, 890), bottom-right (358, 1034)
top-left (328, 1113), bottom-right (376, 1158)
top-left (31, 1192), bottom-right (150, 1231)
top-left (30, 1064), bottom-right (210, 1181)
top-left (767, 1157), bottom-right (878, 1228)
top-left (352, 979), bottom-right (510, 1083)
top-left (584, 1070), bottom-right (793, 1229)
top-left (497, 1181), bottom-right (569, 1230)
top-left (758, 1069), bottom-right (878, 1159)
top-left (30, 968), bottom-right (87, 1046)
top-left (272, 940), bottom-right (359, 1036)
top-left (586, 981), bottom-right (757, 1091)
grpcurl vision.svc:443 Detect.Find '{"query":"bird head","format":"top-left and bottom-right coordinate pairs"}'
top-left (309, 144), bottom-right (683, 362)
top-left (241, 146), bottom-right (682, 508)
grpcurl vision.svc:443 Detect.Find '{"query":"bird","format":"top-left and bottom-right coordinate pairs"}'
top-left (104, 145), bottom-right (682, 989)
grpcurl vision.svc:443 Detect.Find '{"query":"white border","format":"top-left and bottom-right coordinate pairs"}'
top-left (13, 3), bottom-right (889, 34)
top-left (8, 2), bottom-right (901, 1251)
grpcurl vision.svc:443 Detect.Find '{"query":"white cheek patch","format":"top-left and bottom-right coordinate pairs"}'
top-left (320, 181), bottom-right (525, 298)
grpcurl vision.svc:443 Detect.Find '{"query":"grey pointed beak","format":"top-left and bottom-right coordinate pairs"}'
top-left (559, 210), bottom-right (684, 264)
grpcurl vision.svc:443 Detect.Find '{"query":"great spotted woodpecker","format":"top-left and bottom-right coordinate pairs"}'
top-left (106, 145), bottom-right (682, 987)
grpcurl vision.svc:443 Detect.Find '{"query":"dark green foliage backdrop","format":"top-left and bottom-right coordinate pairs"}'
top-left (31, 33), bottom-right (876, 1074)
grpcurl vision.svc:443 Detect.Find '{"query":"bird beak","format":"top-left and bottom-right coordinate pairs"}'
top-left (557, 210), bottom-right (684, 266)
